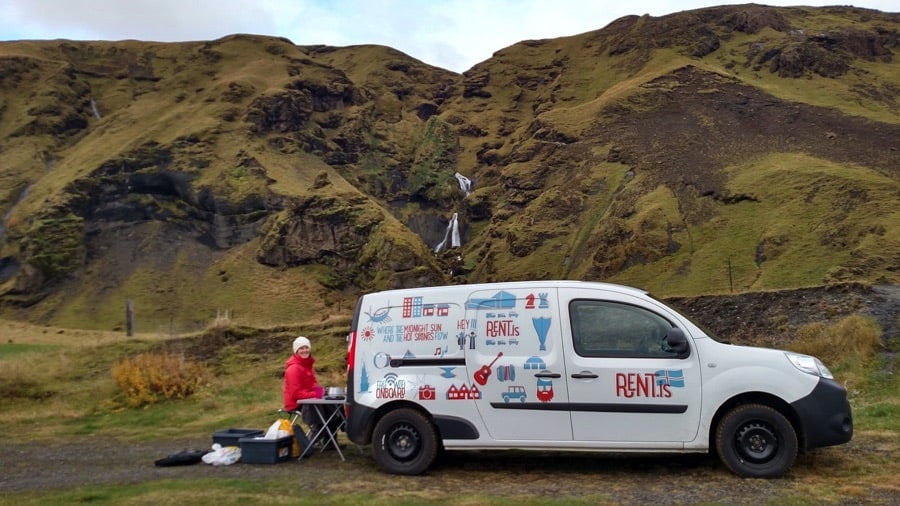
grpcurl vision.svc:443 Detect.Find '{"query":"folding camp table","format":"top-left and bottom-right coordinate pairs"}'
top-left (290, 398), bottom-right (351, 461)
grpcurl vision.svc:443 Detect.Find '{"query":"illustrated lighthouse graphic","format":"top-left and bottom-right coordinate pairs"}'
top-left (360, 363), bottom-right (370, 392)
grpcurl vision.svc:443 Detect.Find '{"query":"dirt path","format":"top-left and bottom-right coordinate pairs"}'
top-left (1, 435), bottom-right (896, 504)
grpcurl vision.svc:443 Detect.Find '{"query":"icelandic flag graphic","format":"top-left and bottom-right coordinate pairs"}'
top-left (655, 369), bottom-right (685, 388)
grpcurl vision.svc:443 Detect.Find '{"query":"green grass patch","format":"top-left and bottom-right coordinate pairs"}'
top-left (855, 403), bottom-right (899, 431)
top-left (0, 479), bottom-right (614, 506)
top-left (0, 342), bottom-right (58, 358)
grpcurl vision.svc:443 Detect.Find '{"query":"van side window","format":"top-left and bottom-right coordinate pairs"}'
top-left (570, 300), bottom-right (677, 358)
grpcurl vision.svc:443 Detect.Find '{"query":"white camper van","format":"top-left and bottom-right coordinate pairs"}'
top-left (345, 281), bottom-right (852, 477)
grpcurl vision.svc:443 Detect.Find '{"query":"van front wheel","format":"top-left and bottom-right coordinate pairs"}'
top-left (715, 403), bottom-right (798, 478)
top-left (372, 408), bottom-right (438, 475)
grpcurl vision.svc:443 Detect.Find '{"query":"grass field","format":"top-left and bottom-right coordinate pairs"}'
top-left (0, 315), bottom-right (897, 504)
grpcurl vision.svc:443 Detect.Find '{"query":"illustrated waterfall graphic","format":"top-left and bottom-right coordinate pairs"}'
top-left (533, 317), bottom-right (551, 351)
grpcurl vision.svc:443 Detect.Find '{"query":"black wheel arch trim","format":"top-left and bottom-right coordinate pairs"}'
top-left (433, 414), bottom-right (479, 440)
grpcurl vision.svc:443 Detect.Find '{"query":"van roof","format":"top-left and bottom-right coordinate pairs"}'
top-left (363, 280), bottom-right (648, 297)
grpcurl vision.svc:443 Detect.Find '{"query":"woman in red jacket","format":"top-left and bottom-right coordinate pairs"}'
top-left (284, 335), bottom-right (343, 448)
top-left (283, 336), bottom-right (322, 411)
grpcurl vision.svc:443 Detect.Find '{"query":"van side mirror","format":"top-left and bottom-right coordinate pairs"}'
top-left (666, 327), bottom-right (690, 357)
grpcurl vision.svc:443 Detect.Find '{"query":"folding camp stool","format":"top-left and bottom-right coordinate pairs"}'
top-left (276, 408), bottom-right (312, 456)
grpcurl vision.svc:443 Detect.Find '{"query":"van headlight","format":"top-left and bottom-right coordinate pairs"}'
top-left (785, 352), bottom-right (834, 379)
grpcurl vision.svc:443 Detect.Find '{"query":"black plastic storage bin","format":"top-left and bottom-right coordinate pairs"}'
top-left (238, 436), bottom-right (293, 464)
top-left (212, 428), bottom-right (264, 447)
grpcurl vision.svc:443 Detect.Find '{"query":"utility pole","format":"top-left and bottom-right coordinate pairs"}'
top-left (126, 299), bottom-right (134, 337)
top-left (728, 257), bottom-right (734, 294)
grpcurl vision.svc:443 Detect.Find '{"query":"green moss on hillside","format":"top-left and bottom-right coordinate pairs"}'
top-left (0, 5), bottom-right (898, 330)
top-left (21, 213), bottom-right (85, 279)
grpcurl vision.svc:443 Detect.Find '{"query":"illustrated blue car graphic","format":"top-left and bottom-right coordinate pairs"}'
top-left (501, 386), bottom-right (527, 403)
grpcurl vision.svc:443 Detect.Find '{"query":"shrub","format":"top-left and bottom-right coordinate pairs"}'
top-left (788, 315), bottom-right (883, 390)
top-left (0, 371), bottom-right (54, 400)
top-left (790, 315), bottom-right (882, 364)
top-left (0, 350), bottom-right (58, 400)
top-left (112, 350), bottom-right (209, 407)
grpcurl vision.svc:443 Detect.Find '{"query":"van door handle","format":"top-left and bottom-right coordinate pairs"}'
top-left (571, 371), bottom-right (599, 379)
top-left (534, 372), bottom-right (561, 378)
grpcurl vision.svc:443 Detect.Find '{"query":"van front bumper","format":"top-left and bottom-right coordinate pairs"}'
top-left (790, 377), bottom-right (853, 450)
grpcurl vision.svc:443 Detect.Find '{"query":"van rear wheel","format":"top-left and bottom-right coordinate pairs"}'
top-left (715, 403), bottom-right (798, 478)
top-left (372, 408), bottom-right (438, 475)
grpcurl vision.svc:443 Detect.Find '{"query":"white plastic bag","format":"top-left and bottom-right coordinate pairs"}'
top-left (201, 443), bottom-right (241, 466)
top-left (263, 419), bottom-right (291, 439)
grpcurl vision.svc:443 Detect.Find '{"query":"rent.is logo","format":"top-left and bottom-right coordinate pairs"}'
top-left (616, 369), bottom-right (684, 398)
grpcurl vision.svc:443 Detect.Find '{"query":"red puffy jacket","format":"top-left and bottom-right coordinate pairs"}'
top-left (283, 354), bottom-right (320, 410)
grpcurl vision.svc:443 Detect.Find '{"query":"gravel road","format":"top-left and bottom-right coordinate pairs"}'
top-left (1, 434), bottom-right (896, 505)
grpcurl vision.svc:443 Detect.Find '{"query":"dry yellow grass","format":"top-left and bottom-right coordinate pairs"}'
top-left (0, 318), bottom-right (167, 347)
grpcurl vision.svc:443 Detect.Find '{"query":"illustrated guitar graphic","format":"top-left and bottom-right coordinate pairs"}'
top-left (474, 352), bottom-right (503, 385)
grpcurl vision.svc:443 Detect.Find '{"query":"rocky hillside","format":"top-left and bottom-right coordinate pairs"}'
top-left (0, 4), bottom-right (897, 331)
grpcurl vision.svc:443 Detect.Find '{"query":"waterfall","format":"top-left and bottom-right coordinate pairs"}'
top-left (90, 97), bottom-right (101, 119)
top-left (454, 172), bottom-right (473, 197)
top-left (0, 185), bottom-right (31, 244)
top-left (434, 212), bottom-right (460, 253)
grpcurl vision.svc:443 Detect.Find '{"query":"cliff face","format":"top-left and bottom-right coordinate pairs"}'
top-left (0, 5), bottom-right (898, 330)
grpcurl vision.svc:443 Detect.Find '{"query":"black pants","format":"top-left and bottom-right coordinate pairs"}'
top-left (301, 404), bottom-right (341, 441)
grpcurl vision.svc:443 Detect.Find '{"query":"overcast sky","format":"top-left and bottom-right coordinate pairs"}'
top-left (1, 1), bottom-right (896, 73)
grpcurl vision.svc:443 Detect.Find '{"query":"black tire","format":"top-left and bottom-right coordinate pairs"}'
top-left (372, 408), bottom-right (438, 475)
top-left (715, 403), bottom-right (798, 478)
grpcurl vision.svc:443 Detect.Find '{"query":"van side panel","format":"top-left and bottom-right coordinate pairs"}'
top-left (466, 286), bottom-right (574, 441)
top-left (348, 286), bottom-right (487, 442)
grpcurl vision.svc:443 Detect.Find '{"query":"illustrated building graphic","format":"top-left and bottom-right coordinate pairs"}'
top-left (447, 383), bottom-right (481, 400)
top-left (403, 296), bottom-right (424, 318)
